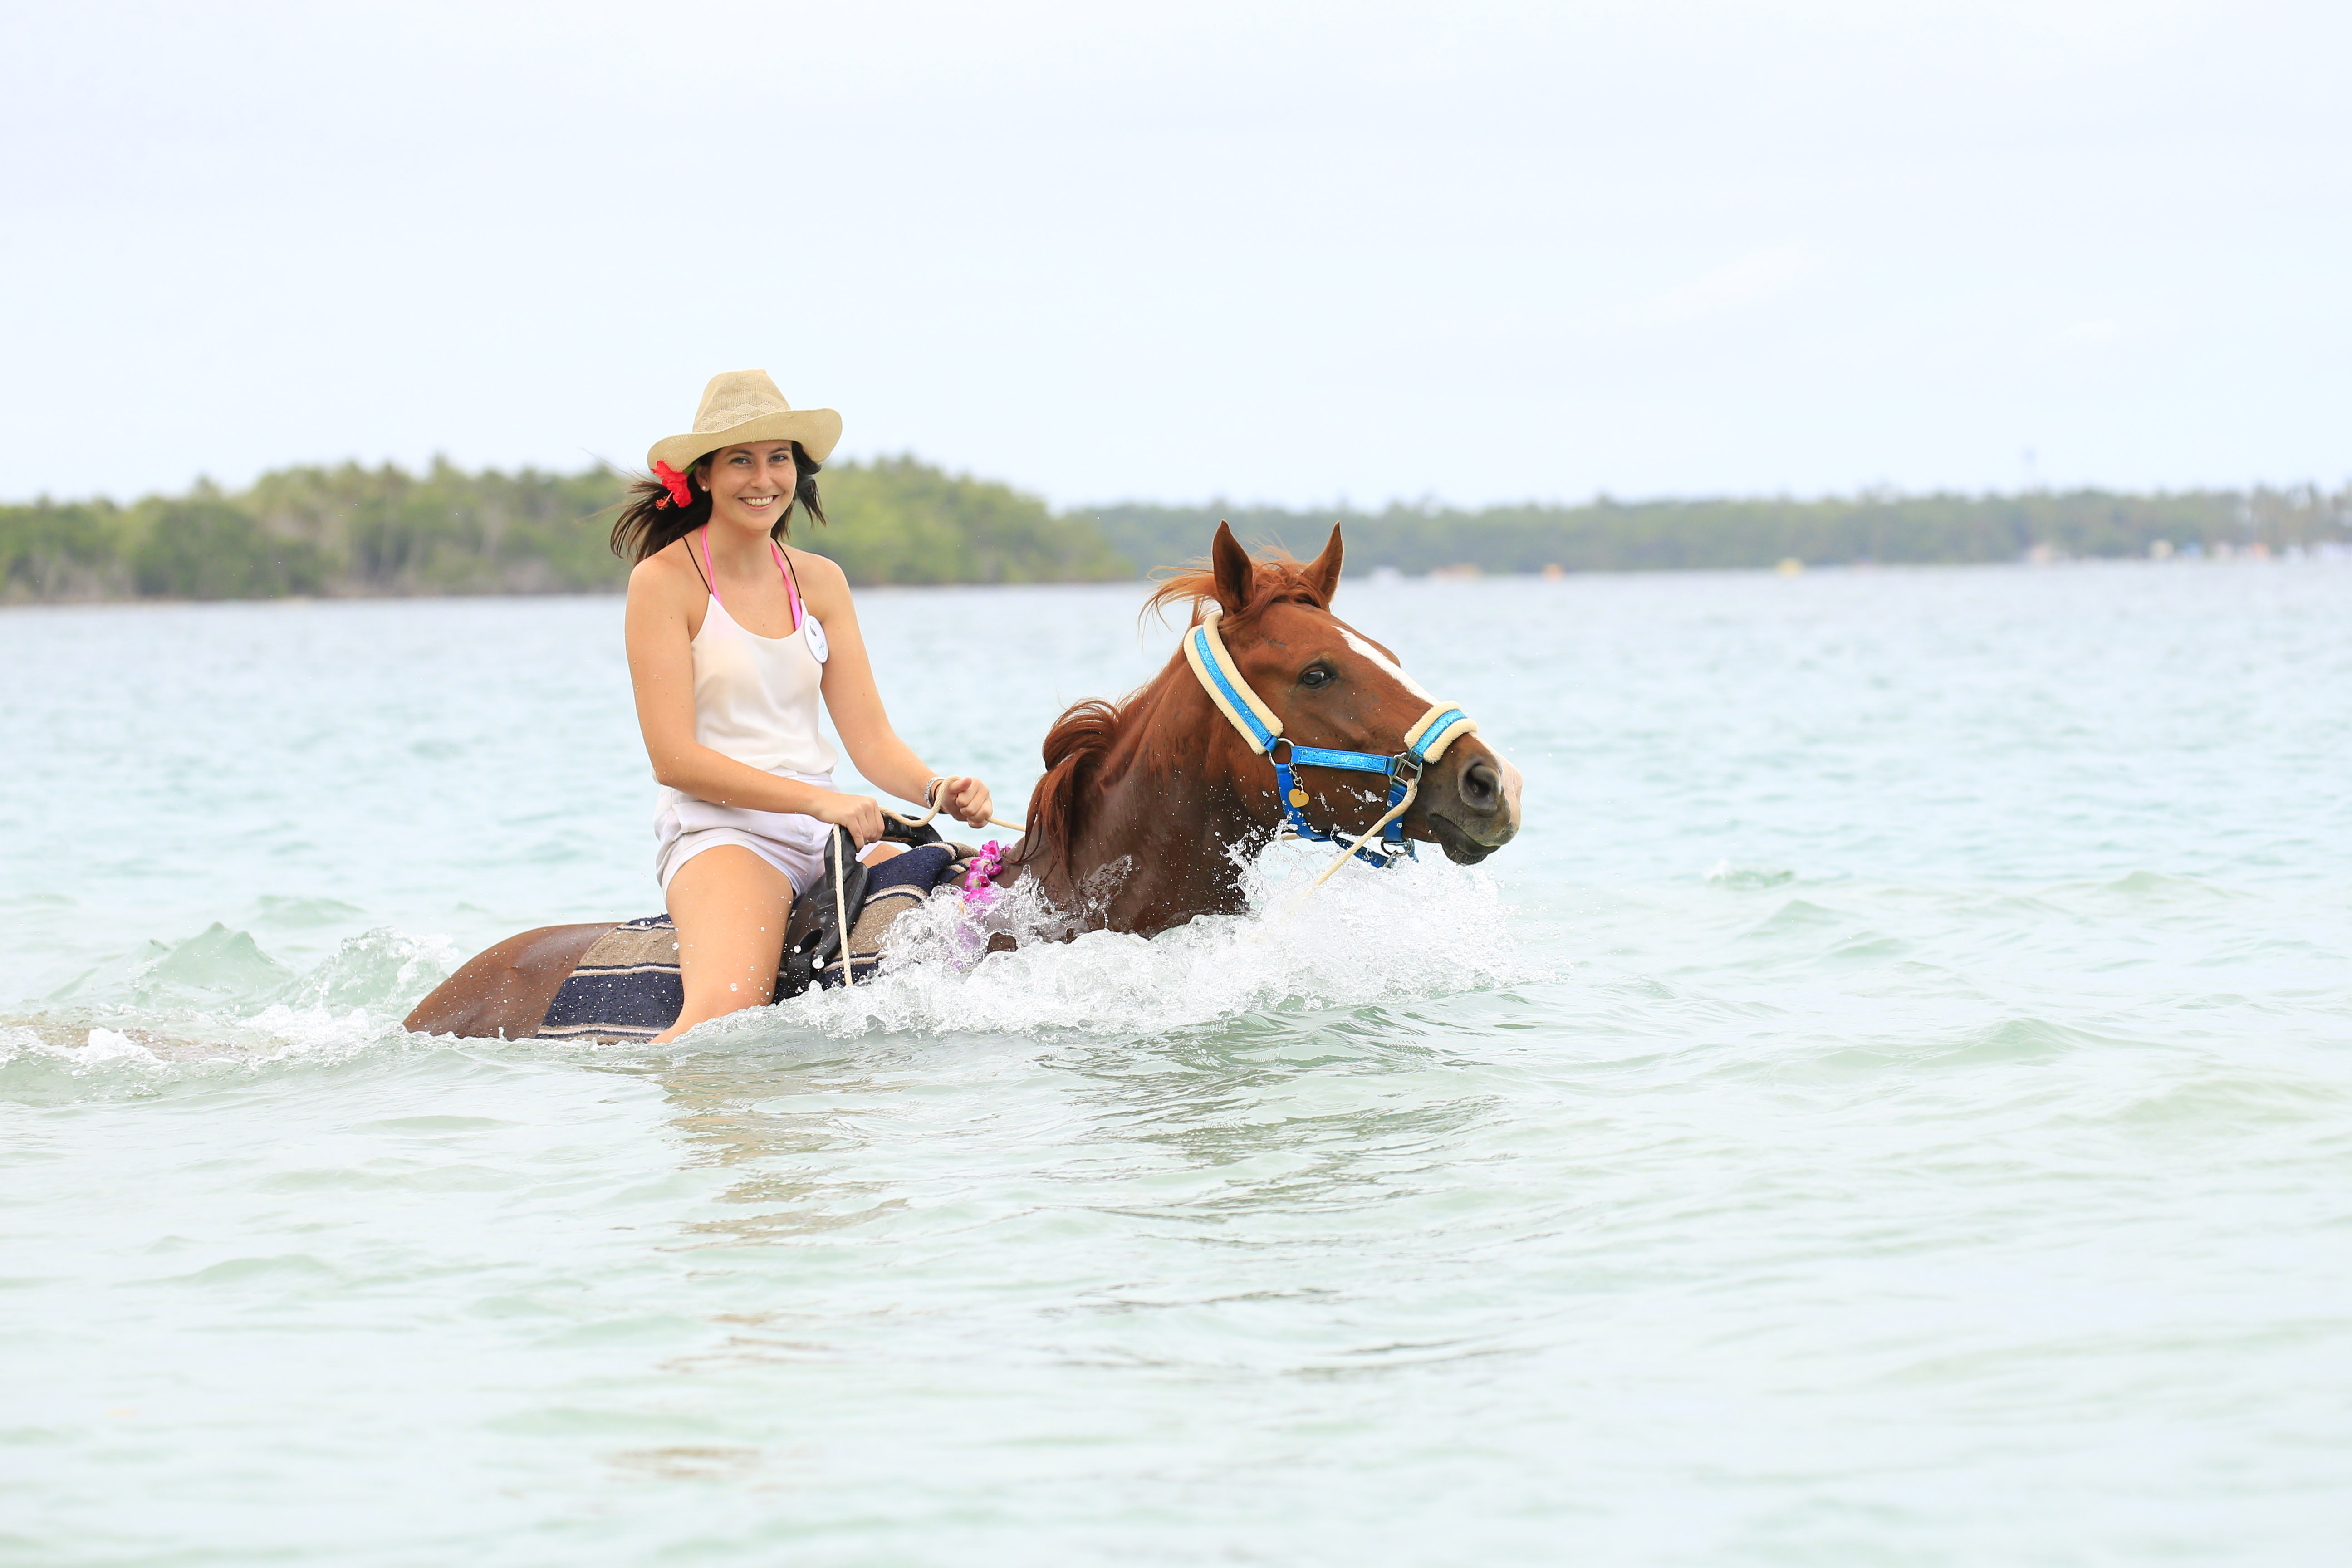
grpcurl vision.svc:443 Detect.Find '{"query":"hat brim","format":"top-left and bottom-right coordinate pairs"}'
top-left (647, 407), bottom-right (842, 471)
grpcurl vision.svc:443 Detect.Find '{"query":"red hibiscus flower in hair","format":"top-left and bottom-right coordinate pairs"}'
top-left (652, 460), bottom-right (693, 509)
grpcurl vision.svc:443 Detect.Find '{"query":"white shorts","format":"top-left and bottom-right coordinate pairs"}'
top-left (653, 772), bottom-right (835, 896)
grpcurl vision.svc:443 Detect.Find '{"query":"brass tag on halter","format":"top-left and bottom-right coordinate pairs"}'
top-left (1288, 787), bottom-right (1310, 807)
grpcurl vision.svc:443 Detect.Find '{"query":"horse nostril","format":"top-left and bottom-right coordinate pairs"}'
top-left (1460, 760), bottom-right (1499, 813)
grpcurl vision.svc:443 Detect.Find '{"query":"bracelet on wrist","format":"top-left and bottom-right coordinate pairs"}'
top-left (924, 776), bottom-right (948, 809)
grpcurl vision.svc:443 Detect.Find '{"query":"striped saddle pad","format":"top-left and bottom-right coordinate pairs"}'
top-left (536, 838), bottom-right (974, 1042)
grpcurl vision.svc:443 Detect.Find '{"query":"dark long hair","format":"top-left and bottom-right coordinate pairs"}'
top-left (608, 441), bottom-right (829, 564)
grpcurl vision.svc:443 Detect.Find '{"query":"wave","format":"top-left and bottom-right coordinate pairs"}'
top-left (1, 925), bottom-right (461, 1102)
top-left (2, 844), bottom-right (1548, 1099)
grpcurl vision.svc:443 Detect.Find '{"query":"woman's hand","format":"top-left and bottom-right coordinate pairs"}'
top-left (810, 790), bottom-right (886, 849)
top-left (935, 775), bottom-right (995, 830)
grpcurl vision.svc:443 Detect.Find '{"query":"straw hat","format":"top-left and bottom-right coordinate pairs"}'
top-left (647, 370), bottom-right (842, 471)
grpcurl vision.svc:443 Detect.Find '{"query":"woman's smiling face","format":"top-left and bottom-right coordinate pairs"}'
top-left (701, 441), bottom-right (797, 532)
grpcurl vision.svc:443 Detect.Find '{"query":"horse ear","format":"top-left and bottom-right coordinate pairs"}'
top-left (1302, 524), bottom-right (1343, 607)
top-left (1210, 521), bottom-right (1254, 614)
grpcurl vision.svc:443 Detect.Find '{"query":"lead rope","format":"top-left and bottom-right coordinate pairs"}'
top-left (1308, 776), bottom-right (1421, 891)
top-left (882, 774), bottom-right (1024, 834)
top-left (880, 798), bottom-right (1024, 834)
top-left (830, 829), bottom-right (856, 988)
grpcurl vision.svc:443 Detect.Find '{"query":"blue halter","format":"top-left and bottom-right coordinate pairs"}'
top-left (1182, 608), bottom-right (1479, 868)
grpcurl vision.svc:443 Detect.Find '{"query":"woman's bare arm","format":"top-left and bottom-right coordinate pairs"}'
top-left (794, 550), bottom-right (994, 828)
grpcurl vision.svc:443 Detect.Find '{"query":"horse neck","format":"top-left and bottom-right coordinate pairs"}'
top-left (1016, 658), bottom-right (1273, 936)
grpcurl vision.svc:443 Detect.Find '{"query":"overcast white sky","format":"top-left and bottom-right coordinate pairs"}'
top-left (3, 0), bottom-right (2345, 508)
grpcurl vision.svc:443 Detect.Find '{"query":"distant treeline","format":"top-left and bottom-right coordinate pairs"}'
top-left (0, 456), bottom-right (1124, 602)
top-left (5, 461), bottom-right (2347, 603)
top-left (1086, 486), bottom-right (2352, 577)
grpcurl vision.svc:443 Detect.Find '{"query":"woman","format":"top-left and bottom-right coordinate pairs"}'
top-left (615, 370), bottom-right (994, 1041)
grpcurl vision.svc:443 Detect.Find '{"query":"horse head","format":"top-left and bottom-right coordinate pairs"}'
top-left (1168, 521), bottom-right (1523, 866)
top-left (1009, 522), bottom-right (1524, 933)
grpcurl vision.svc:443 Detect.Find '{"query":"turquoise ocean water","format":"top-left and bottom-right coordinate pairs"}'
top-left (4, 560), bottom-right (2348, 1564)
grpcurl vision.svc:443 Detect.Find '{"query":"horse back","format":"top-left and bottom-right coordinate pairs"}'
top-left (402, 922), bottom-right (614, 1040)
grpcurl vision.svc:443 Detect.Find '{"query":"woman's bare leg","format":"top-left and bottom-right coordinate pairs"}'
top-left (656, 845), bottom-right (794, 1043)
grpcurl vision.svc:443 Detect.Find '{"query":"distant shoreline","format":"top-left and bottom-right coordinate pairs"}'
top-left (8, 550), bottom-right (2344, 614)
top-left (6, 458), bottom-right (2347, 603)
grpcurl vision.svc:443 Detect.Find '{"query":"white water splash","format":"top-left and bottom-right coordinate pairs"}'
top-left (745, 839), bottom-right (1548, 1042)
top-left (80, 1026), bottom-right (160, 1063)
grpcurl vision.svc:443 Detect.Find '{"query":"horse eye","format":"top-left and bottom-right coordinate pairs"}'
top-left (1299, 665), bottom-right (1334, 689)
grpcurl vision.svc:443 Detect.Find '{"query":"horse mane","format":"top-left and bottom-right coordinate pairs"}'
top-left (1020, 549), bottom-right (1333, 875)
top-left (1024, 696), bottom-right (1122, 873)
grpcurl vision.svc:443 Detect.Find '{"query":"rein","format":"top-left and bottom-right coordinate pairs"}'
top-left (1182, 608), bottom-right (1477, 888)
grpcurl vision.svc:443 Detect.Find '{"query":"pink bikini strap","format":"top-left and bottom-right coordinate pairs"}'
top-left (773, 541), bottom-right (804, 632)
top-left (696, 526), bottom-right (721, 606)
top-left (699, 526), bottom-right (801, 632)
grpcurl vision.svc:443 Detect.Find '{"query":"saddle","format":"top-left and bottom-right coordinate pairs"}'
top-left (535, 817), bottom-right (988, 1042)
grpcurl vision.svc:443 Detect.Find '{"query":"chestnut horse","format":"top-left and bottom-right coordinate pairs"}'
top-left (403, 523), bottom-right (1522, 1038)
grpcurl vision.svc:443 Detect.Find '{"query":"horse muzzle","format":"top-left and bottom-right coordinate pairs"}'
top-left (1421, 740), bottom-right (1523, 864)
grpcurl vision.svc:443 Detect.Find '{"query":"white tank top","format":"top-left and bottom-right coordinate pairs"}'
top-left (674, 530), bottom-right (836, 778)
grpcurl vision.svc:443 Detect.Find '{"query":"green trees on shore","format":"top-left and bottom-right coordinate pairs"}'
top-left (818, 457), bottom-right (1127, 586)
top-left (1087, 487), bottom-right (2352, 578)
top-left (0, 464), bottom-right (628, 602)
top-left (4, 461), bottom-right (2346, 603)
top-left (0, 457), bottom-right (1127, 601)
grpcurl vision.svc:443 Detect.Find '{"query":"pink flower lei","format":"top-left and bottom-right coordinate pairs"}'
top-left (652, 460), bottom-right (693, 510)
top-left (961, 841), bottom-right (1004, 907)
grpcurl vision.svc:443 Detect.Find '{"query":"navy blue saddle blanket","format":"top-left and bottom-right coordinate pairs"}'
top-left (536, 843), bottom-right (961, 1042)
